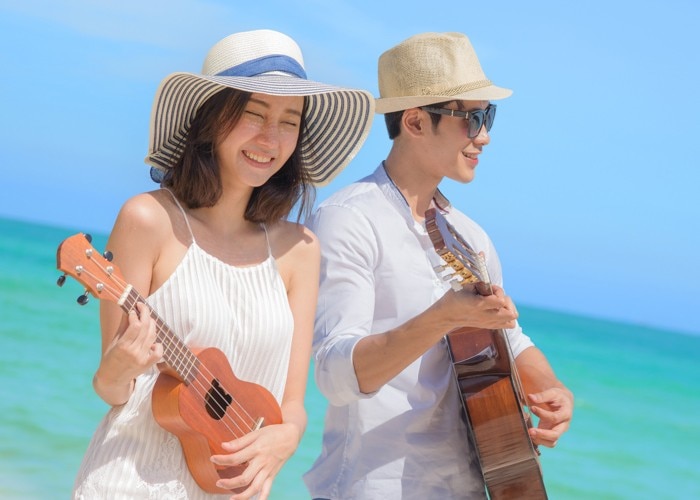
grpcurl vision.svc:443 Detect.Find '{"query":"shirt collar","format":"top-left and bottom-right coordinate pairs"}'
top-left (375, 162), bottom-right (453, 219)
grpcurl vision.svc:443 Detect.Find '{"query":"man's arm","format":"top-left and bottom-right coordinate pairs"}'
top-left (353, 284), bottom-right (518, 394)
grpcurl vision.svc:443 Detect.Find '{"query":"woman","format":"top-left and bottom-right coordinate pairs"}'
top-left (72, 29), bottom-right (373, 499)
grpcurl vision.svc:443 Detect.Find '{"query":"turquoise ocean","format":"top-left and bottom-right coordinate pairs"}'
top-left (1, 216), bottom-right (699, 499)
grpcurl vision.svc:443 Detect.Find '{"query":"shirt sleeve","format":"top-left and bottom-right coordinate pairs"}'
top-left (479, 226), bottom-right (534, 358)
top-left (307, 203), bottom-right (380, 406)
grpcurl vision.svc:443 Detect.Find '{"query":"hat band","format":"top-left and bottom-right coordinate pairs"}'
top-left (215, 55), bottom-right (307, 79)
top-left (440, 79), bottom-right (493, 95)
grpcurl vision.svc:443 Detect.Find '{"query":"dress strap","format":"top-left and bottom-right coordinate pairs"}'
top-left (161, 188), bottom-right (196, 244)
top-left (261, 223), bottom-right (272, 258)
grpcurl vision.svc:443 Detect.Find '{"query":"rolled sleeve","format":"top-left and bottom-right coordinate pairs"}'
top-left (307, 203), bottom-right (380, 406)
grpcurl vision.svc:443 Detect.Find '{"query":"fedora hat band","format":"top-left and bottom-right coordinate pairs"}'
top-left (215, 55), bottom-right (307, 79)
top-left (432, 79), bottom-right (492, 96)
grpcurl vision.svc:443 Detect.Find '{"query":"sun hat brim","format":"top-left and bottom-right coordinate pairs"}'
top-left (375, 84), bottom-right (512, 114)
top-left (146, 72), bottom-right (374, 186)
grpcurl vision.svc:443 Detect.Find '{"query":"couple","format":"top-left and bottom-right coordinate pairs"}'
top-left (72, 29), bottom-right (573, 499)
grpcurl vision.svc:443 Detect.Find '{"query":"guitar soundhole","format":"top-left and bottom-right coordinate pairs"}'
top-left (205, 379), bottom-right (232, 420)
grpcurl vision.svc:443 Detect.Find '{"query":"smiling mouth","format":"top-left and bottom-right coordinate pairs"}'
top-left (244, 150), bottom-right (273, 163)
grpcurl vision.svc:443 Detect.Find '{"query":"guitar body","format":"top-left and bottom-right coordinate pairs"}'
top-left (447, 327), bottom-right (547, 499)
top-left (152, 347), bottom-right (282, 494)
top-left (424, 209), bottom-right (548, 499)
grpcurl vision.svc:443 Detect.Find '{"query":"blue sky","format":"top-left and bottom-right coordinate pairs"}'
top-left (2, 0), bottom-right (699, 335)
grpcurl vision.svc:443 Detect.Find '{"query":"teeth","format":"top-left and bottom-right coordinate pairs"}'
top-left (244, 151), bottom-right (272, 163)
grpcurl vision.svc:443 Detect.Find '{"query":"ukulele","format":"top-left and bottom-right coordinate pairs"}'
top-left (425, 208), bottom-right (548, 500)
top-left (56, 233), bottom-right (282, 494)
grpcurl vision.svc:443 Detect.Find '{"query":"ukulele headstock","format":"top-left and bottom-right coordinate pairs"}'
top-left (56, 233), bottom-right (125, 305)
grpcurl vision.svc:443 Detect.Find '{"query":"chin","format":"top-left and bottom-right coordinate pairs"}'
top-left (449, 171), bottom-right (476, 184)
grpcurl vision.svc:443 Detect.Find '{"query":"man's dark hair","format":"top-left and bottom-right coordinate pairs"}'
top-left (384, 100), bottom-right (458, 139)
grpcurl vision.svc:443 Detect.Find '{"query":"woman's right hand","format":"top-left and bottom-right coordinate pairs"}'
top-left (94, 301), bottom-right (163, 405)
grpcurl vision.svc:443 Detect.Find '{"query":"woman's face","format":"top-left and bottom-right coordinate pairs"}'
top-left (215, 92), bottom-right (304, 189)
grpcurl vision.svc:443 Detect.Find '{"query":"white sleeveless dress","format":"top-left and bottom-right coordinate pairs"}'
top-left (72, 192), bottom-right (295, 499)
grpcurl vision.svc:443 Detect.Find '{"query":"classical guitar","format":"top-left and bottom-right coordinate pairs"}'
top-left (425, 208), bottom-right (548, 500)
top-left (56, 233), bottom-right (282, 494)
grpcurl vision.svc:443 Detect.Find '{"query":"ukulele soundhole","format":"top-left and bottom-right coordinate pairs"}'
top-left (205, 379), bottom-right (232, 420)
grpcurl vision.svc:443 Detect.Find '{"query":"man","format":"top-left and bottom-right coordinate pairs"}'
top-left (304, 32), bottom-right (574, 499)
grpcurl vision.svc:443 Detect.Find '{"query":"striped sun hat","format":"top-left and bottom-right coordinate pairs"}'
top-left (146, 30), bottom-right (374, 186)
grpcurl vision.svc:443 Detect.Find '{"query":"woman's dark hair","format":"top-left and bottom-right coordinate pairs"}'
top-left (384, 100), bottom-right (454, 139)
top-left (162, 87), bottom-right (314, 224)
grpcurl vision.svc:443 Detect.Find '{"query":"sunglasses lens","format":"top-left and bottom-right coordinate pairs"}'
top-left (468, 106), bottom-right (497, 138)
top-left (485, 105), bottom-right (496, 131)
top-left (468, 112), bottom-right (484, 138)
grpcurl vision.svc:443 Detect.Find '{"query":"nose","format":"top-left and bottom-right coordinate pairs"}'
top-left (473, 124), bottom-right (490, 145)
top-left (257, 121), bottom-right (280, 148)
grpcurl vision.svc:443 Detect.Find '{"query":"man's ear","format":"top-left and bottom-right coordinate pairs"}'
top-left (401, 108), bottom-right (426, 137)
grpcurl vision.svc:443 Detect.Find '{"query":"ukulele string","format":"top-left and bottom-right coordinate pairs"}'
top-left (120, 290), bottom-right (260, 437)
top-left (79, 255), bottom-right (261, 436)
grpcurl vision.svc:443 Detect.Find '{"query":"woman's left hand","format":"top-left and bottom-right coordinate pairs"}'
top-left (210, 422), bottom-right (301, 500)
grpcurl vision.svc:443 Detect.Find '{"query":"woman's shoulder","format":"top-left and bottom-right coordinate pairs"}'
top-left (267, 220), bottom-right (319, 260)
top-left (109, 190), bottom-right (181, 247)
top-left (116, 190), bottom-right (174, 228)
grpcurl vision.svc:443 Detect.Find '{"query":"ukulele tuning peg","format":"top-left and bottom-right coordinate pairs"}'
top-left (77, 293), bottom-right (90, 305)
top-left (103, 250), bottom-right (113, 262)
top-left (84, 233), bottom-right (93, 243)
top-left (57, 274), bottom-right (66, 287)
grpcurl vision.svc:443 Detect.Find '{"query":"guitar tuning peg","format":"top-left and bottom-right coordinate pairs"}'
top-left (77, 293), bottom-right (90, 305)
top-left (433, 264), bottom-right (448, 273)
top-left (57, 274), bottom-right (66, 287)
top-left (450, 280), bottom-right (463, 292)
top-left (103, 250), bottom-right (113, 262)
top-left (84, 233), bottom-right (93, 243)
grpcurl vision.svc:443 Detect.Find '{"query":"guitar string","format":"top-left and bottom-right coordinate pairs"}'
top-left (76, 257), bottom-right (262, 438)
top-left (437, 216), bottom-right (534, 422)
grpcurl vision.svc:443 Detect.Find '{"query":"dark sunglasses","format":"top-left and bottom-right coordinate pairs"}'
top-left (421, 104), bottom-right (497, 138)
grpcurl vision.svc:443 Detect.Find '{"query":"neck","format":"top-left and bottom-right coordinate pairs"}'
top-left (188, 187), bottom-right (256, 238)
top-left (383, 150), bottom-right (441, 222)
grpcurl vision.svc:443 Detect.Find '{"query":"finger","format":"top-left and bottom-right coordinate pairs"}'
top-left (217, 460), bottom-right (257, 493)
top-left (528, 389), bottom-right (564, 407)
top-left (134, 301), bottom-right (151, 319)
top-left (149, 342), bottom-right (164, 362)
top-left (504, 296), bottom-right (519, 318)
top-left (211, 447), bottom-right (249, 467)
top-left (143, 313), bottom-right (158, 346)
top-left (120, 309), bottom-right (142, 341)
top-left (258, 479), bottom-right (273, 500)
top-left (529, 428), bottom-right (559, 448)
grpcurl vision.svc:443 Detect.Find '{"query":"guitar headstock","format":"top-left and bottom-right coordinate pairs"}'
top-left (56, 233), bottom-right (125, 305)
top-left (425, 208), bottom-right (491, 293)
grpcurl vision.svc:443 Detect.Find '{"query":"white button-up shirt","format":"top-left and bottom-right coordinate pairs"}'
top-left (303, 164), bottom-right (534, 499)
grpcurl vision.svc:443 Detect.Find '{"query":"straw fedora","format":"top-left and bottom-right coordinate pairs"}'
top-left (146, 29), bottom-right (374, 186)
top-left (375, 32), bottom-right (512, 114)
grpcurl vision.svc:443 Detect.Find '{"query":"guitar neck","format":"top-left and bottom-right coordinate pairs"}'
top-left (118, 285), bottom-right (198, 384)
